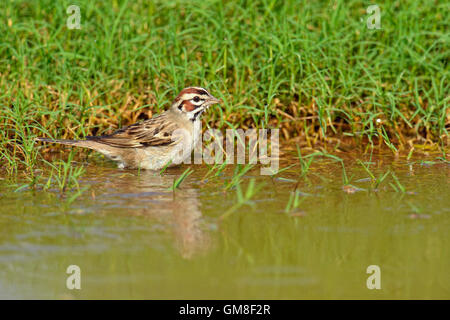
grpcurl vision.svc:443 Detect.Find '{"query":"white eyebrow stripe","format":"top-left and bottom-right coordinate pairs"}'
top-left (180, 93), bottom-right (209, 101)
top-left (180, 93), bottom-right (198, 100)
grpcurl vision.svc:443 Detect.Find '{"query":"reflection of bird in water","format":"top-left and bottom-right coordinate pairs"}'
top-left (90, 168), bottom-right (211, 259)
top-left (170, 188), bottom-right (211, 259)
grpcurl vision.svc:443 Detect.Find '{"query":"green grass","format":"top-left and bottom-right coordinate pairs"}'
top-left (0, 0), bottom-right (448, 175)
top-left (170, 167), bottom-right (193, 190)
top-left (220, 178), bottom-right (264, 220)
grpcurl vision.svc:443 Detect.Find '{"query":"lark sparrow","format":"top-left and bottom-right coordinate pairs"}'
top-left (36, 87), bottom-right (221, 170)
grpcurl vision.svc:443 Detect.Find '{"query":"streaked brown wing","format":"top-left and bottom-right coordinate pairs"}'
top-left (87, 113), bottom-right (179, 148)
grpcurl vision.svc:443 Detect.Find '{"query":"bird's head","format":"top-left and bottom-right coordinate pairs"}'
top-left (171, 87), bottom-right (221, 121)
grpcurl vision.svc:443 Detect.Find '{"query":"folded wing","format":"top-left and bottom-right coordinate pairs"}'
top-left (87, 114), bottom-right (179, 148)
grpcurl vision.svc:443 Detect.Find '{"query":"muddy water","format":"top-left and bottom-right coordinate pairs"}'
top-left (0, 152), bottom-right (449, 299)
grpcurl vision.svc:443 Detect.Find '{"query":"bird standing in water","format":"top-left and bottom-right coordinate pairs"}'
top-left (36, 87), bottom-right (221, 170)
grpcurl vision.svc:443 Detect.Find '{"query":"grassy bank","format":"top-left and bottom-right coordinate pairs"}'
top-left (0, 0), bottom-right (448, 173)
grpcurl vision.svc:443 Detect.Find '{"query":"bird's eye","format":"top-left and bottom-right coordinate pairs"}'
top-left (193, 96), bottom-right (200, 102)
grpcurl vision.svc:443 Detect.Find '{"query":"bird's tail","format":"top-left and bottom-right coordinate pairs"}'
top-left (35, 137), bottom-right (95, 149)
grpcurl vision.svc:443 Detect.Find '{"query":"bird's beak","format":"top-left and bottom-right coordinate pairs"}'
top-left (206, 96), bottom-right (222, 107)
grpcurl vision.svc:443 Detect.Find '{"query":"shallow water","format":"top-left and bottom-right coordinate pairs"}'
top-left (0, 151), bottom-right (449, 299)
